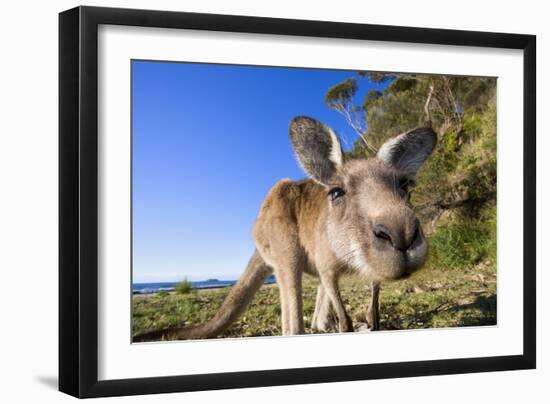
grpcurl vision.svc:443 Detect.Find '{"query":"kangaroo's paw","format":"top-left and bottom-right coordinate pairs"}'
top-left (366, 308), bottom-right (380, 331)
top-left (312, 310), bottom-right (338, 333)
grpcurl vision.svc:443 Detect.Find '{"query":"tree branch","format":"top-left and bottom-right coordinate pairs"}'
top-left (423, 83), bottom-right (435, 126)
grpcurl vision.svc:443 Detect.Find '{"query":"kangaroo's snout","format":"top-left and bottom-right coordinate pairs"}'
top-left (372, 216), bottom-right (419, 252)
top-left (369, 195), bottom-right (417, 243)
top-left (361, 204), bottom-right (426, 281)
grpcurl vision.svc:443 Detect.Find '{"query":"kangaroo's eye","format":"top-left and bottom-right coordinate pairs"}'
top-left (328, 187), bottom-right (346, 201)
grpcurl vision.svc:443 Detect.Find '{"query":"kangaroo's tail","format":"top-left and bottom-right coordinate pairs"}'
top-left (133, 250), bottom-right (273, 342)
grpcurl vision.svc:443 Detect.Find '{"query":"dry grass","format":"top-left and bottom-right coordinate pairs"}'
top-left (132, 258), bottom-right (496, 340)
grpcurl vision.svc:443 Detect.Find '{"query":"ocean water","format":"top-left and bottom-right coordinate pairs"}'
top-left (132, 275), bottom-right (276, 294)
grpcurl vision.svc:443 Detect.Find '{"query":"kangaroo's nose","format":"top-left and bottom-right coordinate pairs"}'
top-left (373, 224), bottom-right (393, 243)
top-left (373, 220), bottom-right (419, 251)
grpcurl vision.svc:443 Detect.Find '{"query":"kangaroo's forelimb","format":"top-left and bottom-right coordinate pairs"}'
top-left (367, 282), bottom-right (380, 331)
top-left (312, 284), bottom-right (337, 332)
top-left (312, 281), bottom-right (381, 332)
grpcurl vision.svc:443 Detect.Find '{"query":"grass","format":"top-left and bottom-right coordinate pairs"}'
top-left (175, 277), bottom-right (193, 295)
top-left (429, 207), bottom-right (496, 269)
top-left (132, 257), bottom-right (496, 340)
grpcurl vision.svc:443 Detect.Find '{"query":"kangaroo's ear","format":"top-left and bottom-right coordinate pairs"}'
top-left (377, 127), bottom-right (437, 176)
top-left (289, 116), bottom-right (344, 186)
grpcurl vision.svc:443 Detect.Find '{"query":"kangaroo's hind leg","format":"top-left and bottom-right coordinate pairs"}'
top-left (273, 271), bottom-right (289, 335)
top-left (272, 255), bottom-right (305, 336)
top-left (253, 180), bottom-right (308, 336)
top-left (255, 235), bottom-right (306, 336)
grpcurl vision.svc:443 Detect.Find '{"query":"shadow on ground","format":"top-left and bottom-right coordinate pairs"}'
top-left (35, 375), bottom-right (58, 390)
top-left (382, 293), bottom-right (497, 330)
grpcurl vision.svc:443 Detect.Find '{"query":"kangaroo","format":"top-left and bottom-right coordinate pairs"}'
top-left (134, 116), bottom-right (436, 342)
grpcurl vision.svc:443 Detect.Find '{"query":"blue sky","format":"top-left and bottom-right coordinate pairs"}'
top-left (132, 60), bottom-right (387, 283)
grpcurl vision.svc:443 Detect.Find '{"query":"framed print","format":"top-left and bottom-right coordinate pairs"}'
top-left (59, 5), bottom-right (536, 398)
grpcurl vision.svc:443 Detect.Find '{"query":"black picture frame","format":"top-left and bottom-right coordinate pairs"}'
top-left (59, 5), bottom-right (536, 398)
